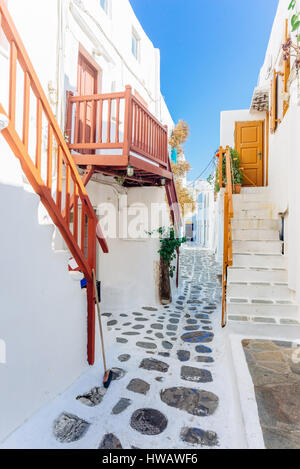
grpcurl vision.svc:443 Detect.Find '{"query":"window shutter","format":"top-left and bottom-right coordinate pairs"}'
top-left (283, 19), bottom-right (290, 116)
top-left (270, 70), bottom-right (278, 134)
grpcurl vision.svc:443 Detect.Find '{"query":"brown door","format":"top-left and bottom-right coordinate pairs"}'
top-left (235, 121), bottom-right (264, 187)
top-left (77, 53), bottom-right (98, 151)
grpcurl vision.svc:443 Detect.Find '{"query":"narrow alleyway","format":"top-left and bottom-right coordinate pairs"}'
top-left (1, 247), bottom-right (247, 449)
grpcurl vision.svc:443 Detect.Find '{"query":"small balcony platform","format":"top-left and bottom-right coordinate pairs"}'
top-left (66, 86), bottom-right (173, 187)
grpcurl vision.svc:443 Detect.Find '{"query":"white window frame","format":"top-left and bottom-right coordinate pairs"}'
top-left (132, 28), bottom-right (141, 62)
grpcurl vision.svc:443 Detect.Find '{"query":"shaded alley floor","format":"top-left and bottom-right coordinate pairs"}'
top-left (1, 247), bottom-right (247, 449)
top-left (243, 338), bottom-right (300, 449)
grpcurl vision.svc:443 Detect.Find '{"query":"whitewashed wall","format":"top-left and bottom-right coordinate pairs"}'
top-left (7, 0), bottom-right (171, 123)
top-left (220, 109), bottom-right (266, 148)
top-left (0, 157), bottom-right (88, 442)
top-left (255, 0), bottom-right (300, 303)
top-left (4, 0), bottom-right (175, 308)
top-left (219, 0), bottom-right (300, 305)
top-left (86, 181), bottom-right (167, 309)
top-left (0, 0), bottom-right (176, 443)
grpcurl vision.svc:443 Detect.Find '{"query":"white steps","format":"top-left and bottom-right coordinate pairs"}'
top-left (227, 187), bottom-right (298, 323)
top-left (228, 267), bottom-right (287, 283)
top-left (232, 229), bottom-right (279, 241)
top-left (233, 192), bottom-right (271, 203)
top-left (228, 282), bottom-right (290, 300)
top-left (228, 301), bottom-right (298, 318)
top-left (233, 201), bottom-right (274, 212)
top-left (233, 240), bottom-right (283, 254)
top-left (234, 208), bottom-right (276, 219)
top-left (232, 218), bottom-right (280, 230)
top-left (233, 253), bottom-right (286, 269)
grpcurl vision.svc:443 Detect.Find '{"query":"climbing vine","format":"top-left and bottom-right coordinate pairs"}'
top-left (283, 1), bottom-right (300, 69)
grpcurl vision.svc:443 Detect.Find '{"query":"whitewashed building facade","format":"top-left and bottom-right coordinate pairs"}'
top-left (0, 0), bottom-right (178, 443)
top-left (219, 0), bottom-right (300, 323)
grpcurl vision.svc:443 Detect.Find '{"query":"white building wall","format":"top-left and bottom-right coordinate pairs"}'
top-left (6, 0), bottom-right (174, 127)
top-left (0, 176), bottom-right (88, 443)
top-left (86, 181), bottom-right (167, 309)
top-left (0, 0), bottom-right (176, 443)
top-left (220, 109), bottom-right (266, 148)
top-left (247, 0), bottom-right (300, 302)
top-left (189, 180), bottom-right (216, 250)
top-left (4, 0), bottom-right (175, 310)
top-left (219, 0), bottom-right (300, 304)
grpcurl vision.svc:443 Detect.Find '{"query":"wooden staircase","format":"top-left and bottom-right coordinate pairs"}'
top-left (0, 0), bottom-right (108, 365)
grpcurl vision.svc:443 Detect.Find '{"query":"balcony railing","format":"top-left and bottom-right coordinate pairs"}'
top-left (65, 86), bottom-right (170, 178)
top-left (0, 0), bottom-right (108, 365)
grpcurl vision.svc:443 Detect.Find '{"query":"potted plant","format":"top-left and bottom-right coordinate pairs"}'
top-left (212, 147), bottom-right (244, 194)
top-left (233, 168), bottom-right (244, 194)
top-left (230, 148), bottom-right (243, 194)
top-left (157, 227), bottom-right (186, 304)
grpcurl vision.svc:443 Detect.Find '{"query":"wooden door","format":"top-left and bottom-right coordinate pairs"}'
top-left (235, 121), bottom-right (264, 187)
top-left (77, 53), bottom-right (98, 150)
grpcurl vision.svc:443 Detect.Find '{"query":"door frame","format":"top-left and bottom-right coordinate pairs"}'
top-left (235, 120), bottom-right (265, 187)
top-left (77, 43), bottom-right (102, 96)
top-left (77, 45), bottom-right (102, 153)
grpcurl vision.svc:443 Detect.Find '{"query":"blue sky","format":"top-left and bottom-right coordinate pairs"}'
top-left (129, 0), bottom-right (279, 180)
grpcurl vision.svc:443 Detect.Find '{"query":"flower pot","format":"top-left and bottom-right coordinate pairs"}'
top-left (234, 184), bottom-right (242, 194)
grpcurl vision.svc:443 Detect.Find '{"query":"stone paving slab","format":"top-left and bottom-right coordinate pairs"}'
top-left (243, 339), bottom-right (300, 449)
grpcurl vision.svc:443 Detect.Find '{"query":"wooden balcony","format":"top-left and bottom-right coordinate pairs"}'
top-left (65, 85), bottom-right (173, 186)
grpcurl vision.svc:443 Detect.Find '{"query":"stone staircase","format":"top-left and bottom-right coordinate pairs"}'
top-left (227, 187), bottom-right (299, 325)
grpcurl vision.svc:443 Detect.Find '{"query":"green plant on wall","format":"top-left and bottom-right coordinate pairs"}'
top-left (208, 147), bottom-right (243, 193)
top-left (157, 227), bottom-right (186, 278)
top-left (289, 0), bottom-right (300, 36)
top-left (230, 148), bottom-right (244, 186)
top-left (282, 1), bottom-right (300, 70)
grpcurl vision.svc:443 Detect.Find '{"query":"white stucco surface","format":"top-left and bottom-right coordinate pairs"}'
top-left (0, 0), bottom-right (177, 445)
top-left (220, 109), bottom-right (266, 149)
top-left (0, 179), bottom-right (89, 443)
top-left (219, 0), bottom-right (300, 311)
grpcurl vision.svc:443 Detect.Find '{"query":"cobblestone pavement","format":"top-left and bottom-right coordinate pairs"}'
top-left (1, 247), bottom-right (247, 449)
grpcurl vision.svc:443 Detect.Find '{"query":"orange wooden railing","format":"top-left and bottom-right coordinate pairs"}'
top-left (218, 146), bottom-right (234, 327)
top-left (0, 0), bottom-right (108, 365)
top-left (66, 85), bottom-right (169, 170)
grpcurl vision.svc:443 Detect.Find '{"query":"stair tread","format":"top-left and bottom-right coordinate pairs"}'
top-left (228, 298), bottom-right (296, 304)
top-left (229, 267), bottom-right (287, 271)
top-left (228, 281), bottom-right (288, 285)
top-left (234, 239), bottom-right (282, 241)
top-left (234, 252), bottom-right (283, 256)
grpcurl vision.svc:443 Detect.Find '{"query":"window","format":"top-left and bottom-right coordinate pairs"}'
top-left (132, 29), bottom-right (140, 61)
top-left (100, 0), bottom-right (108, 14)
